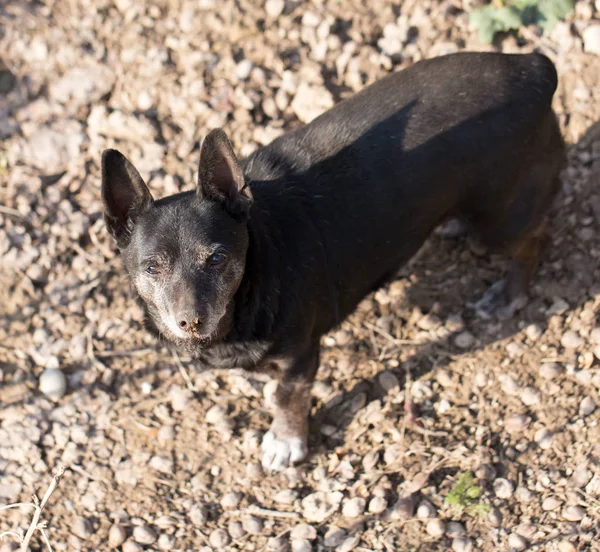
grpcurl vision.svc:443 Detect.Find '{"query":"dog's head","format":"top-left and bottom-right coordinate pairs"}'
top-left (101, 129), bottom-right (252, 347)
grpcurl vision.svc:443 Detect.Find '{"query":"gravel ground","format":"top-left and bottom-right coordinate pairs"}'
top-left (1, 1), bottom-right (600, 551)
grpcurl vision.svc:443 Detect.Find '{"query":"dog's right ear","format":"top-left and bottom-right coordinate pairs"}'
top-left (101, 149), bottom-right (154, 246)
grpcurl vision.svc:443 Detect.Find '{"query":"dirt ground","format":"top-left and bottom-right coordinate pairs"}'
top-left (1, 0), bottom-right (600, 551)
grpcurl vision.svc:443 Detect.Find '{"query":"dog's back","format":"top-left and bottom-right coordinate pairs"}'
top-left (244, 52), bottom-right (564, 331)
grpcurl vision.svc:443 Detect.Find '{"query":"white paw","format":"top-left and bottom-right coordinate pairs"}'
top-left (261, 430), bottom-right (307, 472)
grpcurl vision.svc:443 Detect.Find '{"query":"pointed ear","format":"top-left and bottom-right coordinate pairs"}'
top-left (197, 129), bottom-right (252, 218)
top-left (101, 149), bottom-right (154, 246)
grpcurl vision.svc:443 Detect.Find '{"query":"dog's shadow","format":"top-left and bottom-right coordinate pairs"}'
top-left (309, 119), bottom-right (600, 467)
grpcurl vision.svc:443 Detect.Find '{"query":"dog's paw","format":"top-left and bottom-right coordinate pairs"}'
top-left (261, 430), bottom-right (307, 472)
top-left (472, 280), bottom-right (527, 320)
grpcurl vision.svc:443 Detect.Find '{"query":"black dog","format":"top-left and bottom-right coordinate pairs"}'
top-left (101, 52), bottom-right (565, 471)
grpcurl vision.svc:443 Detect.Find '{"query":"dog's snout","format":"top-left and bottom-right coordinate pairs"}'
top-left (177, 315), bottom-right (201, 331)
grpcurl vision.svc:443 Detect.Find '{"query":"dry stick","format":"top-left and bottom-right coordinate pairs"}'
top-left (19, 466), bottom-right (65, 552)
top-left (241, 506), bottom-right (300, 520)
top-left (172, 349), bottom-right (196, 391)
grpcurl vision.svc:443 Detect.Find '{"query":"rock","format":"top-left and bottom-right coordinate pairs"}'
top-left (540, 362), bottom-right (564, 379)
top-left (301, 491), bottom-right (343, 522)
top-left (558, 541), bottom-right (577, 552)
top-left (275, 489), bottom-right (298, 504)
top-left (378, 370), bottom-right (400, 392)
top-left (108, 524), bottom-right (127, 548)
top-left (72, 517), bottom-right (93, 539)
top-left (342, 497), bottom-right (366, 518)
top-left (426, 519), bottom-right (446, 537)
top-left (590, 327), bottom-right (600, 344)
top-left (542, 496), bottom-right (562, 511)
top-left (416, 500), bottom-right (436, 519)
top-left (521, 387), bottom-right (541, 406)
top-left (265, 0), bottom-right (285, 18)
top-left (561, 330), bottom-right (582, 349)
top-left (21, 121), bottom-right (84, 173)
top-left (505, 413), bottom-right (531, 432)
top-left (169, 385), bottom-right (190, 411)
top-left (389, 496), bottom-right (415, 519)
top-left (291, 83), bottom-right (334, 124)
top-left (291, 540), bottom-right (312, 552)
top-left (242, 515), bottom-right (263, 535)
top-left (583, 24), bottom-right (600, 55)
top-left (454, 331), bottom-right (475, 349)
top-left (206, 404), bottom-right (228, 424)
top-left (378, 21), bottom-right (409, 56)
top-left (39, 368), bottom-right (67, 400)
top-left (158, 425), bottom-right (175, 442)
top-left (291, 524), bottom-right (317, 540)
top-left (323, 525), bottom-right (346, 547)
top-left (122, 542), bottom-right (143, 552)
top-left (221, 491), bottom-right (243, 509)
top-left (50, 64), bottom-right (115, 107)
top-left (508, 533), bottom-right (528, 551)
top-left (452, 537), bottom-right (473, 552)
top-left (534, 428), bottom-right (553, 450)
top-left (133, 525), bottom-right (157, 545)
top-left (493, 478), bottom-right (514, 499)
top-left (157, 534), bottom-right (175, 550)
top-left (189, 505), bottom-right (208, 527)
top-left (446, 522), bottom-right (465, 538)
top-left (338, 536), bottom-right (360, 552)
top-left (267, 537), bottom-right (288, 551)
top-left (150, 455), bottom-right (173, 474)
top-left (235, 60), bottom-right (253, 81)
top-left (562, 505), bottom-right (585, 521)
top-left (228, 521), bottom-right (245, 539)
top-left (579, 396), bottom-right (596, 416)
top-left (368, 496), bottom-right (387, 514)
top-left (570, 466), bottom-right (592, 488)
top-left (209, 528), bottom-right (231, 548)
top-left (488, 507), bottom-right (502, 527)
top-left (525, 323), bottom-right (543, 340)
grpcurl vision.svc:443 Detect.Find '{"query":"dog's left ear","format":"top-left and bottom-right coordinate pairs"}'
top-left (197, 129), bottom-right (252, 218)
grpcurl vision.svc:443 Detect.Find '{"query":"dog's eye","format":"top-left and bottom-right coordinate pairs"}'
top-left (208, 252), bottom-right (227, 266)
top-left (146, 264), bottom-right (160, 275)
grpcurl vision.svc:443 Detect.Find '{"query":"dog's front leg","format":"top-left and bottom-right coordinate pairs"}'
top-left (261, 345), bottom-right (319, 472)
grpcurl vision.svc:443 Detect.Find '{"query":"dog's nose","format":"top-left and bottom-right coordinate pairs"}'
top-left (178, 316), bottom-right (201, 331)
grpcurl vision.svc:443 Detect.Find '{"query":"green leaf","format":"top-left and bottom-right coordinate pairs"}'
top-left (537, 0), bottom-right (573, 30)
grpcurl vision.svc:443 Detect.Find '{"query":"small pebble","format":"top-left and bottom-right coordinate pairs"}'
top-left (122, 542), bottom-right (143, 552)
top-left (570, 466), bottom-right (592, 488)
top-left (521, 387), bottom-right (541, 406)
top-left (189, 505), bottom-right (208, 527)
top-left (206, 404), bottom-right (228, 424)
top-left (561, 330), bottom-right (583, 349)
top-left (501, 375), bottom-right (521, 395)
top-left (525, 323), bottom-right (543, 340)
top-left (342, 497), bottom-right (366, 518)
top-left (542, 496), bottom-right (562, 511)
top-left (562, 505), bottom-right (586, 521)
top-left (291, 540), bottom-right (312, 552)
top-left (242, 515), bottom-right (263, 535)
top-left (108, 524), bottom-right (127, 548)
top-left (228, 521), bottom-right (245, 539)
top-left (558, 541), bottom-right (577, 552)
top-left (169, 385), bottom-right (189, 411)
top-left (488, 507), bottom-right (502, 527)
top-left (426, 519), bottom-right (446, 537)
top-left (493, 478), bottom-right (514, 499)
top-left (157, 425), bottom-right (175, 441)
top-left (452, 537), bottom-right (473, 552)
top-left (515, 486), bottom-right (536, 503)
top-left (446, 522), bottom-right (465, 538)
top-left (72, 517), bottom-right (93, 539)
top-left (389, 496), bottom-right (414, 519)
top-left (368, 496), bottom-right (387, 514)
top-left (508, 533), bottom-right (528, 551)
top-left (157, 534), bottom-right (175, 550)
top-left (39, 368), bottom-right (67, 400)
top-left (534, 428), bottom-right (553, 450)
top-left (209, 528), bottom-right (231, 548)
top-left (246, 461), bottom-right (263, 480)
top-left (221, 492), bottom-right (243, 509)
top-left (323, 525), bottom-right (346, 547)
top-left (150, 455), bottom-right (173, 474)
top-left (265, 0), bottom-right (285, 18)
top-left (291, 524), bottom-right (317, 540)
top-left (133, 525), bottom-right (156, 545)
top-left (378, 370), bottom-right (400, 392)
top-left (590, 327), bottom-right (600, 345)
top-left (338, 536), bottom-right (360, 552)
top-left (416, 500), bottom-right (436, 519)
top-left (275, 489), bottom-right (298, 504)
top-left (579, 396), bottom-right (596, 417)
top-left (266, 537), bottom-right (288, 551)
top-left (540, 362), bottom-right (564, 379)
top-left (362, 450), bottom-right (380, 471)
top-left (476, 464), bottom-right (496, 480)
top-left (505, 413), bottom-right (530, 432)
top-left (454, 331), bottom-right (475, 349)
